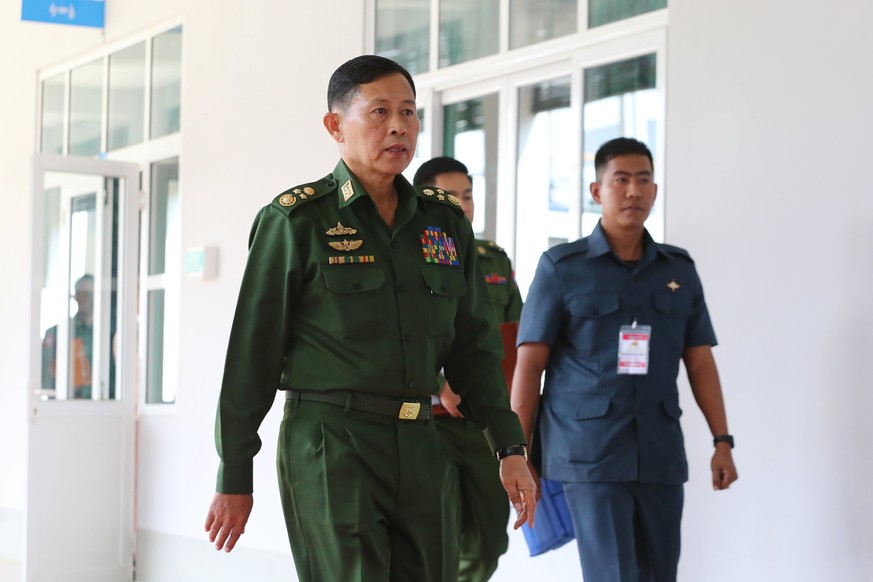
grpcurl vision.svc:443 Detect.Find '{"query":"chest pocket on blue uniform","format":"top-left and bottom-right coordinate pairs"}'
top-left (322, 266), bottom-right (387, 339)
top-left (567, 292), bottom-right (620, 352)
top-left (652, 292), bottom-right (693, 350)
top-left (420, 264), bottom-right (467, 339)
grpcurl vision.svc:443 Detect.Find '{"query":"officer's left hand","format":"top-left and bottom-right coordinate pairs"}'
top-left (499, 455), bottom-right (537, 529)
top-left (711, 447), bottom-right (738, 490)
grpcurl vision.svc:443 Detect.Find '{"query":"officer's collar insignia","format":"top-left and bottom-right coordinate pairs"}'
top-left (420, 225), bottom-right (460, 266)
top-left (667, 279), bottom-right (681, 292)
top-left (423, 188), bottom-right (435, 197)
top-left (447, 194), bottom-right (461, 206)
top-left (341, 180), bottom-right (355, 202)
top-left (326, 222), bottom-right (357, 236)
top-left (279, 193), bottom-right (296, 207)
top-left (328, 255), bottom-right (375, 265)
top-left (328, 239), bottom-right (364, 252)
top-left (477, 246), bottom-right (486, 255)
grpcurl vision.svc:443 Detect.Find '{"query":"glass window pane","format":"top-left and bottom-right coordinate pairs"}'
top-left (146, 289), bottom-right (168, 403)
top-left (69, 59), bottom-right (103, 157)
top-left (510, 0), bottom-right (577, 49)
top-left (440, 0), bottom-right (499, 67)
top-left (589, 0), bottom-right (667, 28)
top-left (149, 158), bottom-right (180, 275)
top-left (582, 53), bottom-right (660, 238)
top-left (151, 26), bottom-right (182, 139)
top-left (108, 42), bottom-right (146, 151)
top-left (514, 77), bottom-right (573, 296)
top-left (376, 0), bottom-right (429, 75)
top-left (41, 74), bottom-right (65, 154)
top-left (443, 94), bottom-right (499, 236)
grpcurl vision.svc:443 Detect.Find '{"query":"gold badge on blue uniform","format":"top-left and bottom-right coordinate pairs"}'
top-left (667, 279), bottom-right (680, 292)
top-left (420, 226), bottom-right (460, 266)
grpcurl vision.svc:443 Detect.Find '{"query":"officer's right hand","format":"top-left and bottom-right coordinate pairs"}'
top-left (205, 492), bottom-right (253, 552)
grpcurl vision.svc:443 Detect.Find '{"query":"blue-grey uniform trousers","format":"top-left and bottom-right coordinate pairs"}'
top-left (563, 481), bottom-right (684, 582)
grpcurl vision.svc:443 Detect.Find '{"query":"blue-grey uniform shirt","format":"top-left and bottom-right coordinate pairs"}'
top-left (517, 221), bottom-right (717, 485)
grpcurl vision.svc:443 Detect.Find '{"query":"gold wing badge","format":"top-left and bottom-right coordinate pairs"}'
top-left (328, 239), bottom-right (364, 252)
top-left (325, 222), bottom-right (358, 236)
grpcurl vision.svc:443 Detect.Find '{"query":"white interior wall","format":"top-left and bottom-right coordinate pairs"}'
top-left (668, 1), bottom-right (873, 580)
top-left (2, 0), bottom-right (872, 580)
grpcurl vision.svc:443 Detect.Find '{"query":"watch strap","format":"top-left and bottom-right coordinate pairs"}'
top-left (495, 444), bottom-right (527, 461)
top-left (713, 434), bottom-right (734, 448)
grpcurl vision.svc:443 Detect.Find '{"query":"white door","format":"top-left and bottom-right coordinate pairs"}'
top-left (26, 154), bottom-right (140, 582)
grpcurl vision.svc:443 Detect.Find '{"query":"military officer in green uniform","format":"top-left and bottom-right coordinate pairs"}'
top-left (204, 55), bottom-right (537, 582)
top-left (413, 157), bottom-right (522, 581)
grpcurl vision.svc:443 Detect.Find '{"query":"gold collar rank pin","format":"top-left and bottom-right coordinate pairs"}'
top-left (279, 193), bottom-right (296, 207)
top-left (341, 180), bottom-right (355, 202)
top-left (667, 279), bottom-right (681, 292)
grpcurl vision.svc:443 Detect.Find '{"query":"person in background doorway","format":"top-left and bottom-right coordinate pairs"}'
top-left (511, 137), bottom-right (738, 582)
top-left (413, 156), bottom-right (523, 581)
top-left (41, 274), bottom-right (93, 399)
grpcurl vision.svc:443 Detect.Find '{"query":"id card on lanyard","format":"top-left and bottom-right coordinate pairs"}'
top-left (618, 322), bottom-right (651, 375)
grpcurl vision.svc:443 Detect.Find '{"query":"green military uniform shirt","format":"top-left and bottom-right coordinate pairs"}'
top-left (475, 239), bottom-right (523, 324)
top-left (215, 160), bottom-right (525, 493)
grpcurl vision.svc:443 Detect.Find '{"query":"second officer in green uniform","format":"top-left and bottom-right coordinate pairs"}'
top-left (414, 156), bottom-right (523, 582)
top-left (204, 56), bottom-right (537, 582)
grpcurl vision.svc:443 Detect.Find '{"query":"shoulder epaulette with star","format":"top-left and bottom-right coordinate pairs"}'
top-left (416, 186), bottom-right (465, 214)
top-left (271, 175), bottom-right (337, 215)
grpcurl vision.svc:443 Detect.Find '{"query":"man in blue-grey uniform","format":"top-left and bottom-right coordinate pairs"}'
top-left (511, 137), bottom-right (738, 582)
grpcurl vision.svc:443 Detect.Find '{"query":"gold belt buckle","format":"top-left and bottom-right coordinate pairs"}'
top-left (398, 401), bottom-right (421, 420)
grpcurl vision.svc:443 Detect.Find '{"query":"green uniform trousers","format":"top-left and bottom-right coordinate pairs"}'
top-left (277, 398), bottom-right (459, 582)
top-left (435, 416), bottom-right (510, 582)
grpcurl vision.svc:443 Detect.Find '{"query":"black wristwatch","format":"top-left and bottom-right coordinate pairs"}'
top-left (713, 434), bottom-right (734, 448)
top-left (496, 444), bottom-right (528, 461)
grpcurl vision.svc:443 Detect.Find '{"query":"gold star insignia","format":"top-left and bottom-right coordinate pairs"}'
top-left (667, 279), bottom-right (680, 292)
top-left (423, 189), bottom-right (434, 196)
top-left (437, 194), bottom-right (445, 200)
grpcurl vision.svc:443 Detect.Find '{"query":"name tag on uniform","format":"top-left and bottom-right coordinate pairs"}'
top-left (617, 325), bottom-right (651, 375)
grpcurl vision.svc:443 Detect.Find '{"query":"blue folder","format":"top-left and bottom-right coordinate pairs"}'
top-left (520, 477), bottom-right (575, 556)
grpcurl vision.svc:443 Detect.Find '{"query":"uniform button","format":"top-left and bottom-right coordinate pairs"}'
top-left (352, 281), bottom-right (361, 290)
top-left (407, 381), bottom-right (414, 388)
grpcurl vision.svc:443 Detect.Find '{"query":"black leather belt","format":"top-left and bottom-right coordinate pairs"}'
top-left (285, 389), bottom-right (432, 421)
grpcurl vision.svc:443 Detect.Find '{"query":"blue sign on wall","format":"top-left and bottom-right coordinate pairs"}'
top-left (22, 0), bottom-right (105, 29)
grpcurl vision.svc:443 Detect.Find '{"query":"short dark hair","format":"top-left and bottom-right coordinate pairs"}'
top-left (412, 156), bottom-right (471, 187)
top-left (327, 55), bottom-right (416, 112)
top-left (594, 137), bottom-right (654, 181)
